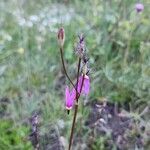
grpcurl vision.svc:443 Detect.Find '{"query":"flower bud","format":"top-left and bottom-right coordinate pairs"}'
top-left (57, 27), bottom-right (65, 47)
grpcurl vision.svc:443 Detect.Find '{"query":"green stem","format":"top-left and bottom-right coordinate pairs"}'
top-left (60, 47), bottom-right (76, 90)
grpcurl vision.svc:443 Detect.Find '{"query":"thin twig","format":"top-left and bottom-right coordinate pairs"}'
top-left (60, 47), bottom-right (76, 90)
top-left (76, 58), bottom-right (81, 101)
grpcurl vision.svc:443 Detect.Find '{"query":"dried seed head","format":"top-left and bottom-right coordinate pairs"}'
top-left (75, 34), bottom-right (86, 58)
top-left (57, 27), bottom-right (65, 47)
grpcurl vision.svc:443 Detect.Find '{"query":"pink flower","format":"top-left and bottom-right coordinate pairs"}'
top-left (135, 3), bottom-right (144, 13)
top-left (65, 86), bottom-right (75, 110)
top-left (65, 75), bottom-right (90, 111)
top-left (77, 75), bottom-right (90, 95)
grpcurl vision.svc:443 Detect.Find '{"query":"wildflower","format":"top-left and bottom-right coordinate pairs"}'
top-left (77, 75), bottom-right (90, 95)
top-left (135, 3), bottom-right (144, 13)
top-left (65, 86), bottom-right (75, 111)
top-left (75, 34), bottom-right (86, 58)
top-left (57, 27), bottom-right (65, 47)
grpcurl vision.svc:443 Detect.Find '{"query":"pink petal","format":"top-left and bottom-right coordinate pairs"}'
top-left (77, 76), bottom-right (84, 94)
top-left (77, 75), bottom-right (90, 95)
top-left (65, 86), bottom-right (70, 101)
top-left (65, 86), bottom-right (74, 110)
top-left (83, 75), bottom-right (90, 95)
top-left (71, 88), bottom-right (76, 100)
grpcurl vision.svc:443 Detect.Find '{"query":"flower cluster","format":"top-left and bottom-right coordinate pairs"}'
top-left (58, 28), bottom-right (90, 112)
top-left (65, 74), bottom-right (90, 111)
top-left (66, 38), bottom-right (90, 112)
top-left (58, 27), bottom-right (91, 149)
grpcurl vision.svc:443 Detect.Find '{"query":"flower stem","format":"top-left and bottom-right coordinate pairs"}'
top-left (68, 58), bottom-right (85, 150)
top-left (76, 58), bottom-right (81, 101)
top-left (60, 47), bottom-right (76, 90)
top-left (68, 102), bottom-right (78, 150)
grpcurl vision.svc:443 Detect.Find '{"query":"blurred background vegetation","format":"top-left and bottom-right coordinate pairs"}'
top-left (0, 0), bottom-right (150, 149)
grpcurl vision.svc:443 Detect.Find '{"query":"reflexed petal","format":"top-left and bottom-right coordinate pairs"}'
top-left (71, 88), bottom-right (76, 100)
top-left (65, 86), bottom-right (70, 102)
top-left (65, 86), bottom-right (74, 110)
top-left (83, 75), bottom-right (90, 95)
top-left (77, 76), bottom-right (84, 93)
top-left (77, 75), bottom-right (90, 95)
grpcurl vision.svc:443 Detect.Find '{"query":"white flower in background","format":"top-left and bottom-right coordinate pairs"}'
top-left (29, 15), bottom-right (39, 22)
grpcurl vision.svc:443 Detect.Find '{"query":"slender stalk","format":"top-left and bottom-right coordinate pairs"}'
top-left (79, 75), bottom-right (85, 96)
top-left (68, 77), bottom-right (85, 150)
top-left (60, 47), bottom-right (76, 90)
top-left (68, 65), bottom-right (85, 150)
top-left (76, 58), bottom-right (81, 101)
top-left (68, 58), bottom-right (81, 150)
top-left (68, 102), bottom-right (78, 150)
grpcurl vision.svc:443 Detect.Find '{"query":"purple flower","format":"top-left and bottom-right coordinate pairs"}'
top-left (135, 3), bottom-right (144, 13)
top-left (77, 75), bottom-right (90, 95)
top-left (65, 75), bottom-right (90, 111)
top-left (65, 86), bottom-right (75, 110)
